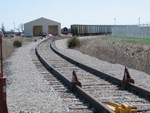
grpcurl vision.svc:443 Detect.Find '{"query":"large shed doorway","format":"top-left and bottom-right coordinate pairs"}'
top-left (48, 26), bottom-right (58, 35)
top-left (33, 26), bottom-right (43, 36)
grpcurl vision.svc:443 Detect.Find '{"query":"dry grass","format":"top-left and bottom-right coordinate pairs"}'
top-left (3, 36), bottom-right (42, 60)
top-left (0, 36), bottom-right (41, 74)
top-left (76, 37), bottom-right (150, 74)
top-left (3, 38), bottom-right (15, 59)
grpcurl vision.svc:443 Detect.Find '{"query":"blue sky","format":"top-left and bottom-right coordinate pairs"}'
top-left (0, 0), bottom-right (150, 30)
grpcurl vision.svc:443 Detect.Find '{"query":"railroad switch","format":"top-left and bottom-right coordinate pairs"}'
top-left (105, 102), bottom-right (137, 113)
top-left (71, 70), bottom-right (82, 91)
top-left (122, 66), bottom-right (134, 88)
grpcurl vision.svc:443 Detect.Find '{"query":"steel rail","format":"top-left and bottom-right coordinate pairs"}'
top-left (35, 38), bottom-right (114, 113)
top-left (50, 42), bottom-right (150, 99)
top-left (36, 38), bottom-right (150, 112)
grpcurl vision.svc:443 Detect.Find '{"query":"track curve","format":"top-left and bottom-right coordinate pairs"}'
top-left (36, 37), bottom-right (150, 113)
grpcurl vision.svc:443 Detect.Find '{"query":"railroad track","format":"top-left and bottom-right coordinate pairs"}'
top-left (35, 37), bottom-right (150, 113)
top-left (32, 38), bottom-right (94, 113)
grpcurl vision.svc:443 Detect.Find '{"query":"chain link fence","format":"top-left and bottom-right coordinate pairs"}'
top-left (112, 24), bottom-right (150, 39)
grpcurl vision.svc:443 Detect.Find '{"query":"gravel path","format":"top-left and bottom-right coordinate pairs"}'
top-left (5, 39), bottom-right (67, 113)
top-left (55, 36), bottom-right (150, 91)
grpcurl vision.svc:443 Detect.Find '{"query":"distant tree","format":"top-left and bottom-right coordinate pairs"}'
top-left (1, 24), bottom-right (6, 34)
top-left (15, 25), bottom-right (20, 33)
top-left (15, 24), bottom-right (24, 33)
top-left (20, 24), bottom-right (24, 33)
top-left (10, 29), bottom-right (14, 34)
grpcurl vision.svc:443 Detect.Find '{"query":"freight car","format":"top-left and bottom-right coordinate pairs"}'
top-left (71, 24), bottom-right (115, 36)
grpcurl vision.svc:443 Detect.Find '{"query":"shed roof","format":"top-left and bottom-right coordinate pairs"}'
top-left (24, 17), bottom-right (60, 25)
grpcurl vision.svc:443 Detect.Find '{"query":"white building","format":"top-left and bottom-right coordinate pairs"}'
top-left (24, 17), bottom-right (61, 37)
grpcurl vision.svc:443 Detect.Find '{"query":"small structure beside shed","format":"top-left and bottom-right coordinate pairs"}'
top-left (24, 17), bottom-right (61, 37)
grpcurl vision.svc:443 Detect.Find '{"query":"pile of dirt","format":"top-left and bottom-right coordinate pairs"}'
top-left (77, 37), bottom-right (150, 74)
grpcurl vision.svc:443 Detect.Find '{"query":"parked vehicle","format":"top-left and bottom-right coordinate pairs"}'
top-left (61, 27), bottom-right (69, 35)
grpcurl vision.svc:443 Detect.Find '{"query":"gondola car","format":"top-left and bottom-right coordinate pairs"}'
top-left (71, 24), bottom-right (114, 36)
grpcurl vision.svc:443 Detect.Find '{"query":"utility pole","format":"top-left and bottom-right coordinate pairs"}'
top-left (114, 18), bottom-right (116, 25)
top-left (13, 22), bottom-right (15, 32)
top-left (0, 34), bottom-right (8, 113)
top-left (138, 17), bottom-right (140, 25)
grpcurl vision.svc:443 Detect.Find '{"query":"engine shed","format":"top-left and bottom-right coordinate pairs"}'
top-left (24, 17), bottom-right (61, 37)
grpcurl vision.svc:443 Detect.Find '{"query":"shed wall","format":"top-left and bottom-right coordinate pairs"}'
top-left (24, 18), bottom-right (61, 37)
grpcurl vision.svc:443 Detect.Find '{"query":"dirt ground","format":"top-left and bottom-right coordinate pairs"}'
top-left (76, 36), bottom-right (150, 75)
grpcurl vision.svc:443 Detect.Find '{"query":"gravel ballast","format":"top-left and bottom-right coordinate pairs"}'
top-left (4, 36), bottom-right (150, 112)
top-left (55, 36), bottom-right (150, 91)
top-left (5, 39), bottom-right (67, 113)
